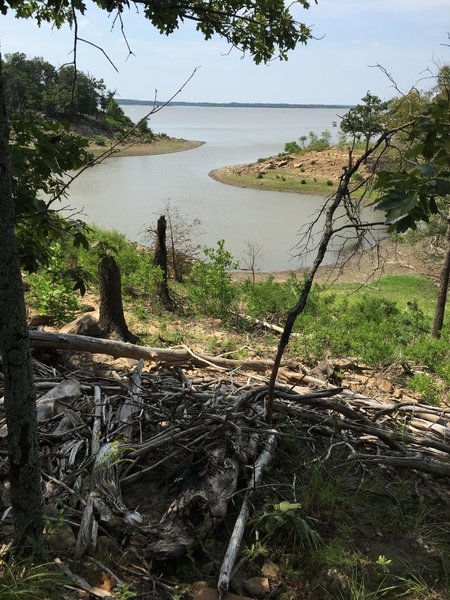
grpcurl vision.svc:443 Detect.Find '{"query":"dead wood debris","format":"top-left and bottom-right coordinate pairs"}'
top-left (1, 351), bottom-right (450, 597)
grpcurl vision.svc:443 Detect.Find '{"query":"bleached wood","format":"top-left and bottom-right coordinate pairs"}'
top-left (28, 330), bottom-right (284, 371)
top-left (218, 434), bottom-right (277, 596)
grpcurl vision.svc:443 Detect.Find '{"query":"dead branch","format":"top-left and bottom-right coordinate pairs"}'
top-left (28, 330), bottom-right (286, 372)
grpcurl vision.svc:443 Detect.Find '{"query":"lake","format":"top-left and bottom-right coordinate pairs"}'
top-left (66, 105), bottom-right (368, 272)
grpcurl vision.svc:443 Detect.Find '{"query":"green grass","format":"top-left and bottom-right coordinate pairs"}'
top-left (326, 275), bottom-right (439, 319)
top-left (248, 441), bottom-right (450, 599)
top-left (211, 169), bottom-right (376, 199)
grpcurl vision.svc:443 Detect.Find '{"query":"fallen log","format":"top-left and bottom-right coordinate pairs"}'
top-left (28, 330), bottom-right (287, 372)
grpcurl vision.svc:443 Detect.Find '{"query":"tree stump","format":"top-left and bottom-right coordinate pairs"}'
top-left (154, 216), bottom-right (175, 311)
top-left (98, 255), bottom-right (137, 342)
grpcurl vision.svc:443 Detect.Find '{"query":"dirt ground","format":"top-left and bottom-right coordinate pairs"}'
top-left (211, 146), bottom-right (371, 186)
top-left (233, 237), bottom-right (440, 285)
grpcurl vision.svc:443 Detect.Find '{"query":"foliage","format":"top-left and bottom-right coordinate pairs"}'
top-left (103, 92), bottom-right (135, 133)
top-left (374, 91), bottom-right (450, 233)
top-left (189, 240), bottom-right (239, 318)
top-left (3, 53), bottom-right (106, 119)
top-left (340, 92), bottom-right (388, 153)
top-left (0, 560), bottom-right (67, 599)
top-left (3, 1), bottom-right (316, 65)
top-left (407, 373), bottom-right (442, 406)
top-left (76, 227), bottom-right (162, 302)
top-left (259, 438), bottom-right (450, 600)
top-left (10, 111), bottom-right (90, 271)
top-left (284, 129), bottom-right (332, 154)
top-left (250, 498), bottom-right (322, 554)
top-left (26, 242), bottom-right (81, 324)
top-left (242, 274), bottom-right (326, 321)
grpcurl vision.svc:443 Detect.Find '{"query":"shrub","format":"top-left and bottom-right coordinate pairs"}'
top-left (77, 227), bottom-right (162, 301)
top-left (189, 240), bottom-right (239, 319)
top-left (408, 373), bottom-right (441, 405)
top-left (27, 242), bottom-right (80, 325)
top-left (284, 140), bottom-right (302, 154)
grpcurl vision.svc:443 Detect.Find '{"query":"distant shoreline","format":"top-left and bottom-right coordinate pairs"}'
top-left (118, 99), bottom-right (352, 110)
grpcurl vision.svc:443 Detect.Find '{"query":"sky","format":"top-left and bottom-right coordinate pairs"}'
top-left (0, 0), bottom-right (448, 105)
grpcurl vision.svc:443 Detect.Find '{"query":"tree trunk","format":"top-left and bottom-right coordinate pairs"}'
top-left (154, 215), bottom-right (175, 311)
top-left (166, 211), bottom-right (183, 283)
top-left (431, 217), bottom-right (450, 338)
top-left (0, 62), bottom-right (43, 552)
top-left (98, 255), bottom-right (137, 342)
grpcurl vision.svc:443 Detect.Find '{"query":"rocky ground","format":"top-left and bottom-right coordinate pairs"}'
top-left (210, 147), bottom-right (372, 193)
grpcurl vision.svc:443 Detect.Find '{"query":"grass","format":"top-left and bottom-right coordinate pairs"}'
top-left (210, 167), bottom-right (376, 199)
top-left (327, 275), bottom-right (439, 317)
top-left (0, 560), bottom-right (68, 600)
top-left (213, 169), bottom-right (337, 195)
top-left (245, 440), bottom-right (450, 599)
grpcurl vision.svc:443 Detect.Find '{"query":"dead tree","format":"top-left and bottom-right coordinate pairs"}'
top-left (153, 215), bottom-right (175, 311)
top-left (98, 255), bottom-right (137, 342)
top-left (266, 124), bottom-right (413, 422)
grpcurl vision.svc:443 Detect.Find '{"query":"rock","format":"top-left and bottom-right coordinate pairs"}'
top-left (393, 388), bottom-right (403, 399)
top-left (261, 561), bottom-right (280, 581)
top-left (95, 535), bottom-right (121, 559)
top-left (243, 576), bottom-right (270, 598)
top-left (36, 379), bottom-right (82, 420)
top-left (190, 585), bottom-right (253, 600)
top-left (60, 313), bottom-right (102, 337)
top-left (310, 359), bottom-right (335, 382)
top-left (377, 379), bottom-right (394, 394)
top-left (29, 313), bottom-right (52, 326)
top-left (45, 523), bottom-right (77, 552)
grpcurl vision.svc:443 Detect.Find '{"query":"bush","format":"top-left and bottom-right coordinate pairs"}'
top-left (27, 242), bottom-right (80, 325)
top-left (408, 373), bottom-right (441, 405)
top-left (77, 227), bottom-right (162, 301)
top-left (189, 240), bottom-right (239, 319)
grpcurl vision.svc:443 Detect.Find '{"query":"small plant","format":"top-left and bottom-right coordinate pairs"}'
top-left (301, 178), bottom-right (307, 184)
top-left (94, 135), bottom-right (106, 146)
top-left (326, 179), bottom-right (333, 186)
top-left (27, 242), bottom-right (81, 325)
top-left (113, 581), bottom-right (137, 600)
top-left (0, 560), bottom-right (68, 599)
top-left (408, 373), bottom-right (441, 405)
top-left (256, 172), bottom-right (264, 179)
top-left (251, 499), bottom-right (322, 554)
top-left (351, 172), bottom-right (365, 183)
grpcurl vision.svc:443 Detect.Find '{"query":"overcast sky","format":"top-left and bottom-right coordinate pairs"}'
top-left (1, 0), bottom-right (448, 105)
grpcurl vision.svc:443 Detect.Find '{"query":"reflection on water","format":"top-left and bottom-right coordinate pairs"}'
top-left (66, 105), bottom-right (378, 272)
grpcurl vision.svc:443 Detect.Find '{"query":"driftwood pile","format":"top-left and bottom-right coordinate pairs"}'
top-left (1, 334), bottom-right (450, 597)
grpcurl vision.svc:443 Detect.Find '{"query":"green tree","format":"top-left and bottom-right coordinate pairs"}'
top-left (47, 65), bottom-right (105, 117)
top-left (0, 1), bottom-right (317, 552)
top-left (374, 85), bottom-right (450, 337)
top-left (3, 52), bottom-right (56, 114)
top-left (340, 91), bottom-right (389, 154)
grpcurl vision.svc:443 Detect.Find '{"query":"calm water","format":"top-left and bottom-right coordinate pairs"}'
top-left (66, 105), bottom-right (365, 272)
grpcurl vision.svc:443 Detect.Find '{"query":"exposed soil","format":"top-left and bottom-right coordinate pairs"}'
top-left (210, 147), bottom-right (372, 194)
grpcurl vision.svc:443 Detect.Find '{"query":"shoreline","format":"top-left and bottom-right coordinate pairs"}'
top-left (90, 138), bottom-right (204, 158)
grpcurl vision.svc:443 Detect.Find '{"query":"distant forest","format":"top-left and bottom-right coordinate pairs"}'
top-left (117, 99), bottom-right (352, 109)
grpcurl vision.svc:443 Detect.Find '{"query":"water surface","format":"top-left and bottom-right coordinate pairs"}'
top-left (67, 105), bottom-right (361, 271)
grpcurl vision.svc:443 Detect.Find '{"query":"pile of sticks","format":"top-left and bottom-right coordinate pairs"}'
top-left (1, 335), bottom-right (449, 597)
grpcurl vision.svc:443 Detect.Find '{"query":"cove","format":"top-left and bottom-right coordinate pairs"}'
top-left (66, 105), bottom-right (374, 272)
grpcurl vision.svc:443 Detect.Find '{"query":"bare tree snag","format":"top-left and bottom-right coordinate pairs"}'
top-left (98, 254), bottom-right (137, 342)
top-left (0, 64), bottom-right (43, 552)
top-left (266, 127), bottom-right (408, 423)
top-left (154, 215), bottom-right (175, 311)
